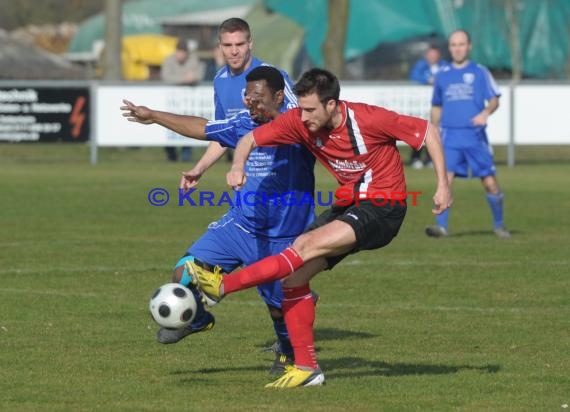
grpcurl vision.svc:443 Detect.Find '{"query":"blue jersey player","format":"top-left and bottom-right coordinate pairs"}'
top-left (426, 29), bottom-right (510, 239)
top-left (121, 66), bottom-right (316, 375)
top-left (197, 17), bottom-right (302, 373)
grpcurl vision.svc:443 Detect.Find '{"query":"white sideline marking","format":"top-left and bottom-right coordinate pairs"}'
top-left (0, 287), bottom-right (565, 315)
top-left (0, 288), bottom-right (98, 298)
top-left (200, 299), bottom-right (565, 315)
top-left (0, 266), bottom-right (153, 275)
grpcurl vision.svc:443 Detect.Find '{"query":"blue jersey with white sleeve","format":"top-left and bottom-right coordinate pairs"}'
top-left (213, 56), bottom-right (297, 120)
top-left (432, 61), bottom-right (500, 147)
top-left (204, 110), bottom-right (316, 240)
top-left (409, 58), bottom-right (447, 85)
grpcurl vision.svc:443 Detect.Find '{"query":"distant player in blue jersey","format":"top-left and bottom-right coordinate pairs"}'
top-left (121, 66), bottom-right (316, 374)
top-left (408, 45), bottom-right (447, 169)
top-left (409, 45), bottom-right (447, 86)
top-left (426, 29), bottom-right (510, 239)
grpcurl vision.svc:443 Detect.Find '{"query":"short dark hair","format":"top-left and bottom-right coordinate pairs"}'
top-left (245, 66), bottom-right (284, 93)
top-left (218, 18), bottom-right (251, 41)
top-left (293, 68), bottom-right (340, 104)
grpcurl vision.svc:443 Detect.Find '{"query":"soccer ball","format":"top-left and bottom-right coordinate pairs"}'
top-left (149, 283), bottom-right (197, 329)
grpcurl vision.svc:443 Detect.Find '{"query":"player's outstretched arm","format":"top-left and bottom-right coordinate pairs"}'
top-left (226, 132), bottom-right (256, 190)
top-left (424, 123), bottom-right (453, 214)
top-left (120, 99), bottom-right (208, 139)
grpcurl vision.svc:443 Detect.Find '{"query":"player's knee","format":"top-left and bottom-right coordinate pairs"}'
top-left (172, 265), bottom-right (183, 283)
top-left (291, 233), bottom-right (314, 259)
top-left (171, 255), bottom-right (195, 285)
top-left (482, 176), bottom-right (500, 194)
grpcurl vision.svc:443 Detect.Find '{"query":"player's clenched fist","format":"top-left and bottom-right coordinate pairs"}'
top-left (227, 167), bottom-right (247, 190)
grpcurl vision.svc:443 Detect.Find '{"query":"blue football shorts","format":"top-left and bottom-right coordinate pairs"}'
top-left (443, 130), bottom-right (496, 178)
top-left (184, 211), bottom-right (297, 308)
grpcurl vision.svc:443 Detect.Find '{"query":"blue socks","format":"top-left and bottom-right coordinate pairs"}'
top-left (485, 192), bottom-right (504, 229)
top-left (272, 316), bottom-right (293, 356)
top-left (434, 192), bottom-right (505, 231)
top-left (187, 285), bottom-right (211, 330)
top-left (435, 208), bottom-right (450, 230)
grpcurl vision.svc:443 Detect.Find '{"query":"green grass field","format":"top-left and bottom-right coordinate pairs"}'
top-left (1, 144), bottom-right (569, 411)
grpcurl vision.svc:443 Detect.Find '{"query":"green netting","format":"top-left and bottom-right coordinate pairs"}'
top-left (266, 0), bottom-right (570, 78)
top-left (70, 0), bottom-right (570, 78)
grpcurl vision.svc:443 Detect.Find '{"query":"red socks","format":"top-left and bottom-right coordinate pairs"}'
top-left (223, 247), bottom-right (304, 295)
top-left (282, 284), bottom-right (317, 369)
top-left (221, 247), bottom-right (317, 370)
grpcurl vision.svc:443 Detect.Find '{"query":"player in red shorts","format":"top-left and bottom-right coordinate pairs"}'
top-left (188, 68), bottom-right (453, 388)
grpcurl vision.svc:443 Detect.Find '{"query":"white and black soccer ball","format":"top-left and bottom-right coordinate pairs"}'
top-left (149, 283), bottom-right (197, 329)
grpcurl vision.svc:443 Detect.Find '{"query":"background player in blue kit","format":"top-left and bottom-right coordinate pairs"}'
top-left (409, 45), bottom-right (447, 86)
top-left (121, 66), bottom-right (316, 374)
top-left (190, 17), bottom-right (302, 372)
top-left (213, 18), bottom-right (297, 121)
top-left (193, 18), bottom-right (303, 371)
top-left (208, 17), bottom-right (296, 165)
top-left (408, 45), bottom-right (447, 169)
top-left (425, 29), bottom-right (511, 239)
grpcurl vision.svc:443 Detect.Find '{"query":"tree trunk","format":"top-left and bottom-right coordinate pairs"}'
top-left (322, 0), bottom-right (349, 79)
top-left (505, 0), bottom-right (522, 82)
top-left (102, 0), bottom-right (122, 80)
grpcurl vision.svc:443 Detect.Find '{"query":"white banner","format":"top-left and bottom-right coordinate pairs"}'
top-left (96, 85), bottom-right (215, 147)
top-left (95, 83), bottom-right (568, 147)
top-left (515, 85), bottom-right (570, 144)
top-left (341, 84), bottom-right (511, 145)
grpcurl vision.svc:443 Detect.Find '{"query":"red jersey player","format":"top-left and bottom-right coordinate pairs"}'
top-left (188, 68), bottom-right (453, 388)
